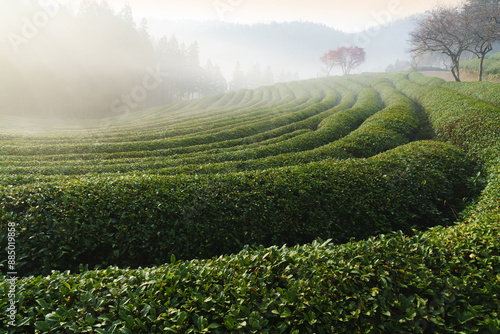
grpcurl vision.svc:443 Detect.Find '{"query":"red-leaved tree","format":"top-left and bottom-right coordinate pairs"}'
top-left (320, 46), bottom-right (366, 76)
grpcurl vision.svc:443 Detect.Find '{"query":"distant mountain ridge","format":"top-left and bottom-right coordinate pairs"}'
top-left (147, 17), bottom-right (418, 79)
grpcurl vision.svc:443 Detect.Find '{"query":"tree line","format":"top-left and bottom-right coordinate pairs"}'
top-left (0, 0), bottom-right (227, 119)
top-left (409, 0), bottom-right (499, 81)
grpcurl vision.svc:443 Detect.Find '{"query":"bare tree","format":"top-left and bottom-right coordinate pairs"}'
top-left (463, 0), bottom-right (500, 81)
top-left (409, 5), bottom-right (472, 82)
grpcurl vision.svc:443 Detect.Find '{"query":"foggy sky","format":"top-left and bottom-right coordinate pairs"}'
top-left (103, 0), bottom-right (464, 32)
top-left (0, 0), bottom-right (469, 120)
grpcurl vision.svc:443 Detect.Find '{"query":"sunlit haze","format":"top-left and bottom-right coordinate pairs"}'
top-left (0, 0), bottom-right (471, 120)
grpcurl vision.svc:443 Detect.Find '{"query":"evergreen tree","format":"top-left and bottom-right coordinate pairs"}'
top-left (0, 1), bottom-right (228, 118)
top-left (230, 63), bottom-right (247, 91)
top-left (263, 66), bottom-right (275, 86)
top-left (247, 62), bottom-right (263, 89)
top-left (201, 61), bottom-right (227, 96)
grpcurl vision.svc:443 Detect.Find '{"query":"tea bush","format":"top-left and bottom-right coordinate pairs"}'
top-left (1, 220), bottom-right (498, 333)
top-left (440, 81), bottom-right (500, 108)
top-left (1, 72), bottom-right (499, 333)
top-left (0, 141), bottom-right (476, 276)
top-left (390, 72), bottom-right (500, 157)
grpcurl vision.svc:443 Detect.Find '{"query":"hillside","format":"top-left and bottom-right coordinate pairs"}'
top-left (0, 72), bottom-right (499, 333)
top-left (147, 19), bottom-right (417, 78)
top-left (460, 52), bottom-right (500, 82)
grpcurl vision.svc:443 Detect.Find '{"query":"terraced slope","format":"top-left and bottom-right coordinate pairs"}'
top-left (0, 74), bottom-right (475, 274)
top-left (0, 72), bottom-right (499, 333)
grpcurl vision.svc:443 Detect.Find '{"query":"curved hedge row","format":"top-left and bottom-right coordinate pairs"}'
top-left (0, 87), bottom-right (356, 175)
top-left (0, 140), bottom-right (476, 276)
top-left (0, 78), bottom-right (421, 177)
top-left (0, 81), bottom-right (324, 151)
top-left (2, 220), bottom-right (498, 333)
top-left (391, 72), bottom-right (500, 158)
top-left (0, 81), bottom-right (410, 181)
top-left (440, 81), bottom-right (500, 108)
top-left (1, 72), bottom-right (498, 333)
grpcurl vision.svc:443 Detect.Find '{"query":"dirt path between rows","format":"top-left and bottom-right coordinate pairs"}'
top-left (419, 70), bottom-right (500, 83)
top-left (419, 71), bottom-right (456, 81)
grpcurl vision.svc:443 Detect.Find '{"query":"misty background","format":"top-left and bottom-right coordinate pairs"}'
top-left (1, 1), bottom-right (427, 119)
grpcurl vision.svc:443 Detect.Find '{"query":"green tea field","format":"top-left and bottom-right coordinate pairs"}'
top-left (1, 72), bottom-right (499, 333)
